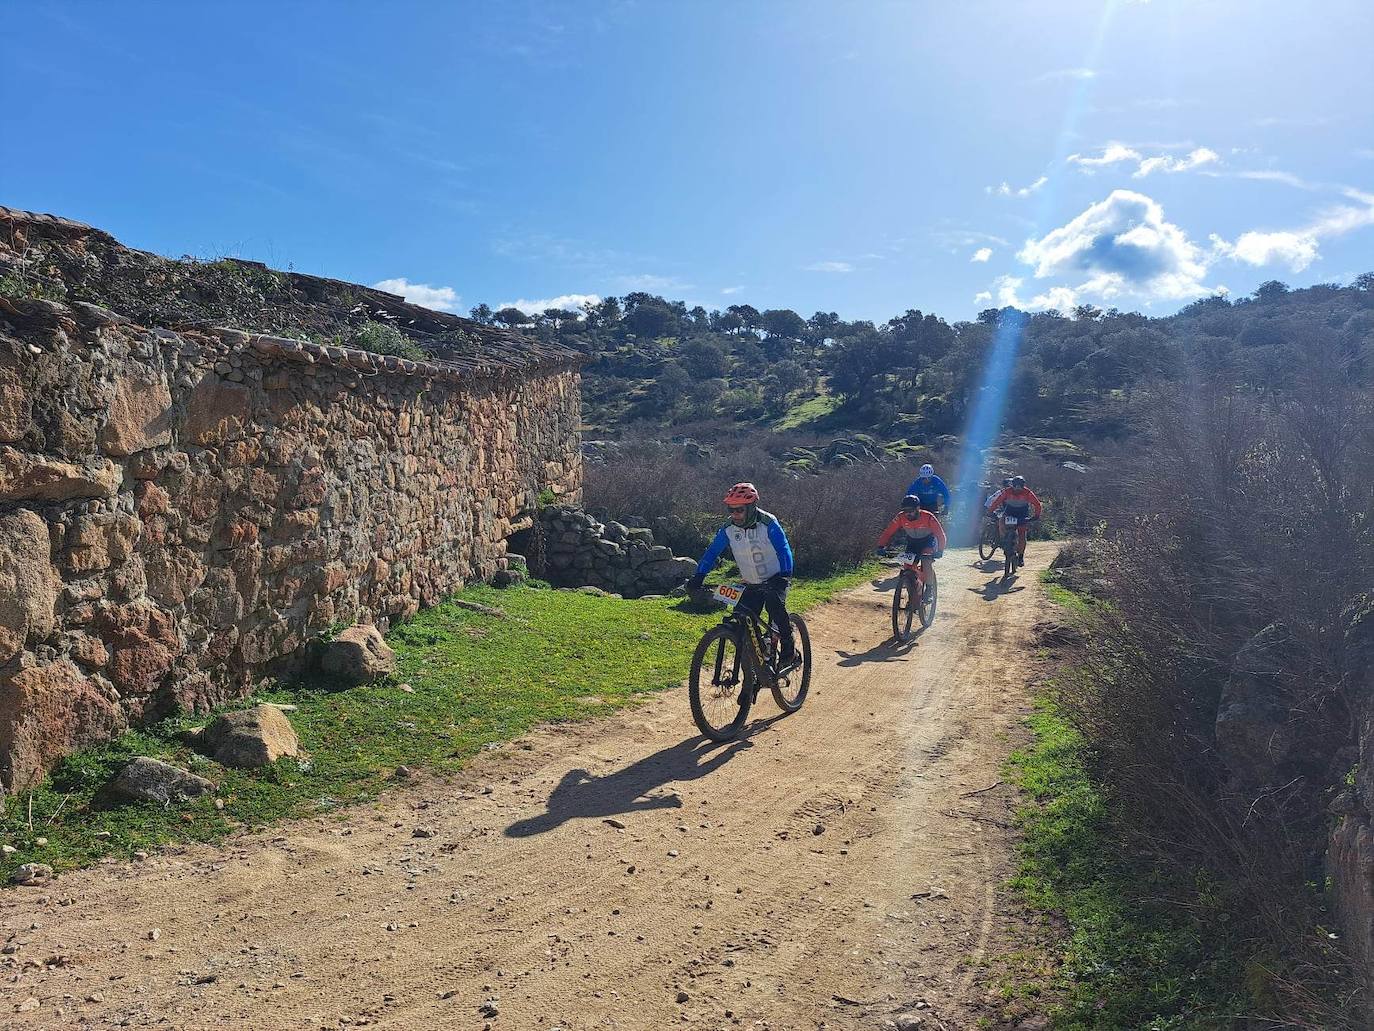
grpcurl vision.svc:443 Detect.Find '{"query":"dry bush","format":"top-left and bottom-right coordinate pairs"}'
top-left (583, 431), bottom-right (943, 575)
top-left (1058, 330), bottom-right (1374, 1024)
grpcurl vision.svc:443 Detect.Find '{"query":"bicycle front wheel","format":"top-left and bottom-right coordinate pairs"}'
top-left (689, 626), bottom-right (753, 741)
top-left (892, 571), bottom-right (917, 641)
top-left (771, 615), bottom-right (812, 713)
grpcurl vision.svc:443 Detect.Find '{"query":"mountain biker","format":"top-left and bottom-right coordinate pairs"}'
top-left (986, 477), bottom-right (1012, 514)
top-left (986, 475), bottom-right (1042, 563)
top-left (876, 495), bottom-right (947, 599)
top-left (685, 482), bottom-right (797, 667)
top-left (904, 463), bottom-right (951, 514)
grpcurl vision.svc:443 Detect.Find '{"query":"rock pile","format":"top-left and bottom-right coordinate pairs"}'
top-left (524, 506), bottom-right (697, 598)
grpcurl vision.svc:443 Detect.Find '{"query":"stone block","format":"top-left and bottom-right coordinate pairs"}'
top-left (99, 372), bottom-right (173, 456)
top-left (0, 447), bottom-right (120, 502)
top-left (319, 624), bottom-right (396, 685)
top-left (0, 510), bottom-right (60, 665)
top-left (199, 704), bottom-right (299, 768)
top-left (0, 658), bottom-right (126, 793)
top-left (108, 756), bottom-right (213, 804)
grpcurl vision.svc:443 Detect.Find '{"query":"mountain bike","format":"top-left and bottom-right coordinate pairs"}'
top-left (886, 548), bottom-right (938, 641)
top-left (978, 515), bottom-right (1000, 561)
top-left (1000, 514), bottom-right (1037, 579)
top-left (688, 583), bottom-right (813, 742)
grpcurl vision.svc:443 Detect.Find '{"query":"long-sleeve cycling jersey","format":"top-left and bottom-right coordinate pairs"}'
top-left (904, 474), bottom-right (951, 511)
top-left (877, 510), bottom-right (947, 552)
top-left (695, 508), bottom-right (794, 585)
top-left (987, 486), bottom-right (1043, 518)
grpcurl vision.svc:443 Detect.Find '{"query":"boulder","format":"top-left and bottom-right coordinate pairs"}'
top-left (319, 624), bottom-right (396, 684)
top-left (0, 658), bottom-right (126, 794)
top-left (108, 757), bottom-right (214, 804)
top-left (0, 509), bottom-right (60, 666)
top-left (199, 704), bottom-right (299, 768)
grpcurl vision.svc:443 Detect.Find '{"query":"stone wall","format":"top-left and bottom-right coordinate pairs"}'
top-left (0, 296), bottom-right (581, 793)
top-left (518, 506), bottom-right (697, 598)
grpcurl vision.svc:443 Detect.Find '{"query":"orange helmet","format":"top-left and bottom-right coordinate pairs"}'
top-left (723, 482), bottom-right (759, 506)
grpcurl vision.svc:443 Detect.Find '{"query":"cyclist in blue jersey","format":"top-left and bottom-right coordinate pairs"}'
top-left (905, 463), bottom-right (951, 514)
top-left (685, 482), bottom-right (797, 666)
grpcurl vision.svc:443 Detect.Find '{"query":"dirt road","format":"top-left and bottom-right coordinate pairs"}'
top-left (3, 546), bottom-right (1057, 1030)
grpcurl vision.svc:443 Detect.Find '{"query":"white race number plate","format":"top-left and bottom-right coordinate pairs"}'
top-left (897, 552), bottom-right (918, 566)
top-left (713, 583), bottom-right (744, 606)
top-left (1005, 517), bottom-right (1020, 526)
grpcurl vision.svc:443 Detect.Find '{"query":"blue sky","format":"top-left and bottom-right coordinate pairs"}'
top-left (7, 0), bottom-right (1372, 321)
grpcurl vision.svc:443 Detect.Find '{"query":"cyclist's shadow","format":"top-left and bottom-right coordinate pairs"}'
top-left (504, 733), bottom-right (759, 838)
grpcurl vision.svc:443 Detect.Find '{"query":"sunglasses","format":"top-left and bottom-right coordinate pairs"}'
top-left (727, 505), bottom-right (748, 513)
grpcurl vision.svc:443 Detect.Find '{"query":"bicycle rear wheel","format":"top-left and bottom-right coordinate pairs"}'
top-left (770, 615), bottom-right (812, 713)
top-left (917, 567), bottom-right (938, 627)
top-left (689, 626), bottom-right (753, 741)
top-left (892, 571), bottom-right (917, 641)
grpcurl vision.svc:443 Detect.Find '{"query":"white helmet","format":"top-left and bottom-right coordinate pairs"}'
top-left (919, 463), bottom-right (935, 478)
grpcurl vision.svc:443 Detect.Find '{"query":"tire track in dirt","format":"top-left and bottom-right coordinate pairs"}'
top-left (2, 545), bottom-right (1056, 1030)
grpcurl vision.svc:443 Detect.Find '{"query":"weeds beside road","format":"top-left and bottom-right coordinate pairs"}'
top-left (0, 568), bottom-right (875, 884)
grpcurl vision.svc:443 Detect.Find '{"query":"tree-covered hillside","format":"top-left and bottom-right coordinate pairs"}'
top-left (469, 275), bottom-right (1374, 440)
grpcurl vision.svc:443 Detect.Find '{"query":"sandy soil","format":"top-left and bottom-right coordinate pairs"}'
top-left (2, 545), bottom-right (1058, 1030)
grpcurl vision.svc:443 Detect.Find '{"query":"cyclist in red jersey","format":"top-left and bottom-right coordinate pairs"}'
top-left (985, 475), bottom-right (1042, 563)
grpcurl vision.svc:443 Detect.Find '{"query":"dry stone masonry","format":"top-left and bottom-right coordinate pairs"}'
top-left (522, 505), bottom-right (697, 598)
top-left (0, 208), bottom-right (582, 793)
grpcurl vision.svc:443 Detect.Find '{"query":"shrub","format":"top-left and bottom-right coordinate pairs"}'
top-left (347, 321), bottom-right (427, 361)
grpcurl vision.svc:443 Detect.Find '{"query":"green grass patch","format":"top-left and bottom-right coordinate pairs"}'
top-left (772, 393), bottom-right (840, 430)
top-left (1004, 699), bottom-right (1249, 1029)
top-left (0, 565), bottom-right (875, 883)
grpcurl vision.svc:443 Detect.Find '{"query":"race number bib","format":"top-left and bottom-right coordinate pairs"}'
top-left (713, 583), bottom-right (744, 606)
top-left (897, 552), bottom-right (918, 566)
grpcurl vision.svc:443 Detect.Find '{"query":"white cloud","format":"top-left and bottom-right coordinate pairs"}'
top-left (1035, 67), bottom-right (1097, 82)
top-left (1070, 143), bottom-right (1220, 178)
top-left (971, 247), bottom-right (993, 263)
top-left (804, 261), bottom-right (854, 273)
top-left (612, 273), bottom-right (692, 293)
top-left (1212, 187), bottom-right (1374, 273)
top-left (1134, 147), bottom-right (1219, 177)
top-left (1067, 143), bottom-right (1141, 170)
top-left (986, 175), bottom-right (1048, 198)
top-left (1016, 189), bottom-right (1215, 303)
top-left (721, 285), bottom-right (745, 295)
top-left (1231, 169), bottom-right (1317, 190)
top-left (372, 278), bottom-right (460, 311)
top-left (973, 290), bottom-right (993, 304)
top-left (499, 293), bottom-right (602, 315)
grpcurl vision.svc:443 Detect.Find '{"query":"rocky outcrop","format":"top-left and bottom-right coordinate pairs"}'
top-left (319, 625), bottom-right (397, 685)
top-left (108, 756), bottom-right (215, 804)
top-left (520, 506), bottom-right (697, 599)
top-left (197, 704), bottom-right (299, 768)
top-left (0, 207), bottom-right (584, 793)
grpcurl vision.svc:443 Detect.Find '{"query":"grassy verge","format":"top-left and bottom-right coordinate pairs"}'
top-left (0, 564), bottom-right (877, 883)
top-left (1000, 579), bottom-right (1249, 1029)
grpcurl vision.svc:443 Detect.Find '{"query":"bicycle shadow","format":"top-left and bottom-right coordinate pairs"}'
top-left (835, 637), bottom-right (920, 666)
top-left (969, 575), bottom-right (1026, 601)
top-left (504, 729), bottom-right (767, 838)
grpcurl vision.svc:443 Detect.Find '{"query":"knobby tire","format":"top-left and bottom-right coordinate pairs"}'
top-left (688, 625), bottom-right (752, 742)
top-left (770, 614), bottom-right (812, 713)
